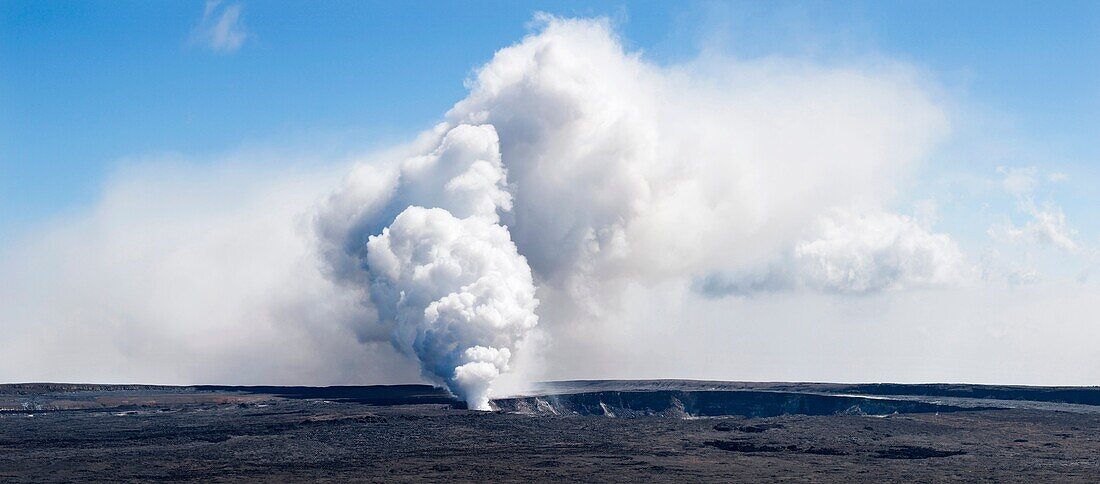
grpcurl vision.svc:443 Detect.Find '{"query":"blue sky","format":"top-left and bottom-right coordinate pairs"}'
top-left (2, 0), bottom-right (1098, 239)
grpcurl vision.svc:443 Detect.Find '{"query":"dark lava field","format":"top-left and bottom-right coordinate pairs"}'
top-left (2, 381), bottom-right (1099, 482)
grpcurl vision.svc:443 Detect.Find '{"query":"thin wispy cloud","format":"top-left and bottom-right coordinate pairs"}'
top-left (989, 166), bottom-right (1082, 253)
top-left (191, 0), bottom-right (247, 53)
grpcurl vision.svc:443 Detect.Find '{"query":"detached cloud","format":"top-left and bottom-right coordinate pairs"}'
top-left (996, 165), bottom-right (1040, 197)
top-left (795, 210), bottom-right (969, 293)
top-left (989, 166), bottom-right (1081, 252)
top-left (191, 0), bottom-right (247, 53)
top-left (990, 199), bottom-right (1080, 252)
top-left (698, 209), bottom-right (968, 297)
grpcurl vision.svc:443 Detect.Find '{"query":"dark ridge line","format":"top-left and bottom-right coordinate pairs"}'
top-left (536, 380), bottom-right (1100, 406)
top-left (1, 384), bottom-right (464, 410)
top-left (542, 378), bottom-right (1100, 389)
top-left (493, 390), bottom-right (1000, 418)
top-left (193, 385), bottom-right (462, 407)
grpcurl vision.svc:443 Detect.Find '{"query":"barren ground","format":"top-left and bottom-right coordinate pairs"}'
top-left (1, 383), bottom-right (1098, 482)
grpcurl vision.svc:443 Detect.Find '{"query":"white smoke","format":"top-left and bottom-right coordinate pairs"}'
top-left (442, 16), bottom-right (954, 303)
top-left (365, 206), bottom-right (537, 409)
top-left (0, 158), bottom-right (422, 385)
top-left (316, 16), bottom-right (960, 406)
top-left (318, 123), bottom-right (538, 409)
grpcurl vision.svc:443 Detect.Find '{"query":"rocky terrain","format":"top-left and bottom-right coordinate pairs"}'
top-left (1, 381), bottom-right (1098, 482)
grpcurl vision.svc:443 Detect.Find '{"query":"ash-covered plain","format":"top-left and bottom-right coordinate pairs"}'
top-left (2, 381), bottom-right (1099, 482)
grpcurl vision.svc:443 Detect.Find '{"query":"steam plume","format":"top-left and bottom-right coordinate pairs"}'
top-left (320, 123), bottom-right (537, 409)
top-left (317, 16), bottom-right (964, 407)
top-left (367, 206), bottom-right (537, 410)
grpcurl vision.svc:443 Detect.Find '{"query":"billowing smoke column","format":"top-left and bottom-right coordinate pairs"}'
top-left (366, 205), bottom-right (537, 410)
top-left (317, 16), bottom-right (962, 408)
top-left (320, 123), bottom-right (537, 410)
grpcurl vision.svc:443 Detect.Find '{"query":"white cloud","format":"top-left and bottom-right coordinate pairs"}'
top-left (794, 210), bottom-right (968, 293)
top-left (191, 0), bottom-right (247, 53)
top-left (1017, 200), bottom-right (1079, 252)
top-left (696, 208), bottom-right (968, 296)
top-left (996, 165), bottom-right (1040, 196)
top-left (990, 199), bottom-right (1079, 252)
top-left (989, 166), bottom-right (1081, 253)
